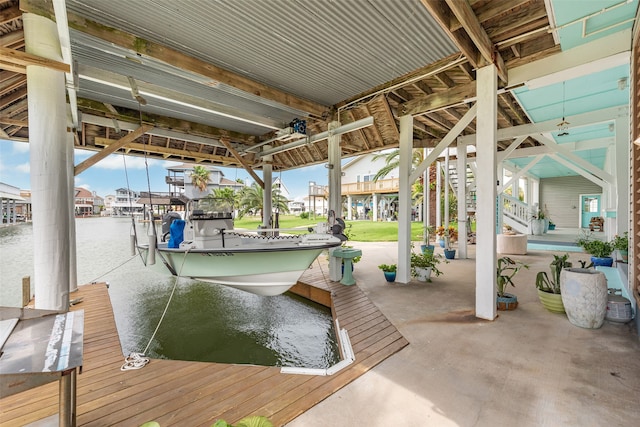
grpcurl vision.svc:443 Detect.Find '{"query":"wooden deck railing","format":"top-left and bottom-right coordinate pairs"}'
top-left (341, 178), bottom-right (399, 195)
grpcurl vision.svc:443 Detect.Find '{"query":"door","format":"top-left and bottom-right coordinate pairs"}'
top-left (580, 194), bottom-right (601, 228)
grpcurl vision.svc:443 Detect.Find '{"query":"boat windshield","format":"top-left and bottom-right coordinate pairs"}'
top-left (190, 197), bottom-right (234, 219)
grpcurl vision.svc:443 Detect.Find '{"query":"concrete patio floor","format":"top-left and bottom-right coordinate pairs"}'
top-left (286, 236), bottom-right (640, 427)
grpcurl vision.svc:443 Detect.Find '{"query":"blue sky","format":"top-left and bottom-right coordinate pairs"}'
top-left (0, 140), bottom-right (330, 202)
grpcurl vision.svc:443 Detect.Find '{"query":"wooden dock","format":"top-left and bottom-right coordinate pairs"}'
top-left (0, 267), bottom-right (408, 426)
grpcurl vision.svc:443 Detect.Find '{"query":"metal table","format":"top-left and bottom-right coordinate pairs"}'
top-left (0, 307), bottom-right (84, 427)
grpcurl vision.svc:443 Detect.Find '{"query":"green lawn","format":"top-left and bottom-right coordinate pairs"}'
top-left (234, 215), bottom-right (427, 242)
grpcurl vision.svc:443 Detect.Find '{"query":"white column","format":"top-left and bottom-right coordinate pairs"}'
top-left (614, 116), bottom-right (629, 235)
top-left (436, 161), bottom-right (442, 227)
top-left (327, 121), bottom-right (342, 218)
top-left (24, 13), bottom-right (70, 311)
top-left (457, 139), bottom-right (467, 259)
top-left (372, 193), bottom-right (378, 222)
top-left (475, 65), bottom-right (498, 321)
top-left (425, 149), bottom-right (431, 228)
top-left (397, 115), bottom-right (413, 284)
top-left (444, 149), bottom-right (450, 227)
top-left (262, 146), bottom-right (272, 228)
top-left (347, 195), bottom-right (353, 220)
top-left (67, 131), bottom-right (78, 292)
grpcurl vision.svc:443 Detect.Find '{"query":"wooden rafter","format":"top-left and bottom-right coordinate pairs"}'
top-left (0, 3), bottom-right (21, 25)
top-left (0, 47), bottom-right (70, 74)
top-left (421, 0), bottom-right (507, 84)
top-left (444, 0), bottom-right (507, 83)
top-left (401, 81), bottom-right (476, 116)
top-left (219, 137), bottom-right (264, 188)
top-left (75, 125), bottom-right (153, 175)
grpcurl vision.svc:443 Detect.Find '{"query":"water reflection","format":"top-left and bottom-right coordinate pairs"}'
top-left (128, 281), bottom-right (339, 368)
top-left (0, 217), bottom-right (340, 368)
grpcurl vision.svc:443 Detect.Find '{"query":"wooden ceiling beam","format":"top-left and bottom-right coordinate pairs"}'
top-left (401, 81), bottom-right (475, 116)
top-left (0, 47), bottom-right (69, 73)
top-left (421, 1), bottom-right (486, 78)
top-left (0, 30), bottom-right (24, 49)
top-left (219, 137), bottom-right (264, 188)
top-left (75, 124), bottom-right (153, 175)
top-left (0, 3), bottom-right (21, 25)
top-left (444, 0), bottom-right (508, 83)
top-left (93, 137), bottom-right (237, 165)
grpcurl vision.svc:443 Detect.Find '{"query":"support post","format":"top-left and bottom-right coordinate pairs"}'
top-left (68, 130), bottom-right (78, 293)
top-left (457, 139), bottom-right (468, 259)
top-left (397, 115), bottom-right (413, 284)
top-left (24, 13), bottom-right (70, 311)
top-left (262, 146), bottom-right (272, 229)
top-left (327, 121), bottom-right (342, 218)
top-left (475, 65), bottom-right (498, 320)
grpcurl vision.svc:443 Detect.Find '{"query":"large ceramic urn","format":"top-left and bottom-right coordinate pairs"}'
top-left (560, 268), bottom-right (608, 329)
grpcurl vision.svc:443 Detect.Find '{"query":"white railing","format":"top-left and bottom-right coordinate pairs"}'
top-left (501, 194), bottom-right (529, 233)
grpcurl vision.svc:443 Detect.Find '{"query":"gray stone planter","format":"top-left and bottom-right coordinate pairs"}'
top-left (560, 268), bottom-right (607, 329)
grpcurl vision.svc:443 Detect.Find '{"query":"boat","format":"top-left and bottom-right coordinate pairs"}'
top-left (136, 198), bottom-right (345, 296)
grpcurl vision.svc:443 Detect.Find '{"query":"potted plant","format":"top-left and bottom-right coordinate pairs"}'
top-left (529, 210), bottom-right (545, 236)
top-left (435, 226), bottom-right (446, 248)
top-left (378, 264), bottom-right (397, 282)
top-left (576, 237), bottom-right (614, 267)
top-left (496, 256), bottom-right (528, 310)
top-left (535, 253), bottom-right (572, 313)
top-left (443, 227), bottom-right (457, 259)
top-left (410, 250), bottom-right (444, 282)
top-left (420, 225), bottom-right (435, 254)
top-left (612, 231), bottom-right (628, 263)
top-left (548, 220), bottom-right (556, 231)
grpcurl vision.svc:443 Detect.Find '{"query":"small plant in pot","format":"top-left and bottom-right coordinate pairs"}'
top-left (411, 250), bottom-right (444, 282)
top-left (576, 237), bottom-right (614, 267)
top-left (378, 263), bottom-right (397, 282)
top-left (612, 231), bottom-right (629, 263)
top-left (496, 256), bottom-right (528, 310)
top-left (535, 253), bottom-right (572, 313)
top-left (420, 225), bottom-right (435, 254)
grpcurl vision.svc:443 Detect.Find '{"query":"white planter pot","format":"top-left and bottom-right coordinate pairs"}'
top-left (560, 268), bottom-right (608, 329)
top-left (530, 219), bottom-right (544, 236)
top-left (414, 267), bottom-right (432, 282)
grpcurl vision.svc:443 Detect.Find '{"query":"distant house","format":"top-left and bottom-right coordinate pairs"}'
top-left (111, 188), bottom-right (144, 216)
top-left (341, 153), bottom-right (400, 221)
top-left (103, 194), bottom-right (115, 216)
top-left (166, 164), bottom-right (244, 199)
top-left (74, 187), bottom-right (103, 216)
top-left (0, 182), bottom-right (27, 224)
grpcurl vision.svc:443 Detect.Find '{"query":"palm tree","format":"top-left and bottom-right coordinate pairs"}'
top-left (239, 183), bottom-right (290, 217)
top-left (190, 165), bottom-right (210, 192)
top-left (212, 187), bottom-right (237, 208)
top-left (372, 149), bottom-right (425, 181)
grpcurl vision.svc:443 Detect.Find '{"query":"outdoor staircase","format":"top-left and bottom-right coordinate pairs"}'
top-left (444, 161), bottom-right (477, 214)
top-left (501, 194), bottom-right (529, 234)
top-left (441, 163), bottom-right (531, 234)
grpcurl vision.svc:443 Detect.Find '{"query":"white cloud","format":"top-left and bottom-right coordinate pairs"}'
top-left (15, 162), bottom-right (30, 173)
top-left (12, 141), bottom-right (30, 153)
top-left (91, 154), bottom-right (159, 170)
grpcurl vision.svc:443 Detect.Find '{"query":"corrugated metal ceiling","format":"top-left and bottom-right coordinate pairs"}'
top-left (66, 0), bottom-right (458, 107)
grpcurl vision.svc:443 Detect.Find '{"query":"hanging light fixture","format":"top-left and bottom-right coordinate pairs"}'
top-left (557, 81), bottom-right (570, 136)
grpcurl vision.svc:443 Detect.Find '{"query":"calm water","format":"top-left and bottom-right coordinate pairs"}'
top-left (0, 218), bottom-right (339, 368)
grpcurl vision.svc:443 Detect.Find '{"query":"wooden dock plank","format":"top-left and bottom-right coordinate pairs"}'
top-left (0, 270), bottom-right (408, 426)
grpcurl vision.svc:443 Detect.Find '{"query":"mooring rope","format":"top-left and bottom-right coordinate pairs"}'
top-left (87, 254), bottom-right (139, 284)
top-left (120, 249), bottom-right (190, 371)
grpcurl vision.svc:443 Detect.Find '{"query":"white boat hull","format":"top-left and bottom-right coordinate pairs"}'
top-left (138, 239), bottom-right (337, 296)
